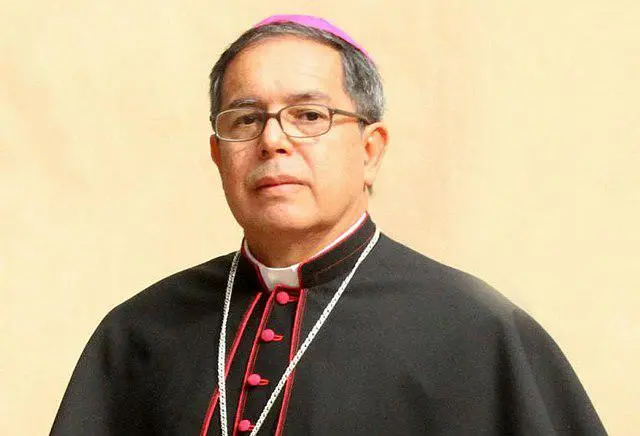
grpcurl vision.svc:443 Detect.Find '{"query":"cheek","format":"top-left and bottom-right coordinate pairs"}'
top-left (308, 140), bottom-right (363, 194)
top-left (219, 151), bottom-right (252, 195)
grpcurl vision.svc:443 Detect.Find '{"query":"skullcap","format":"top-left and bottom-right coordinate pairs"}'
top-left (253, 14), bottom-right (371, 60)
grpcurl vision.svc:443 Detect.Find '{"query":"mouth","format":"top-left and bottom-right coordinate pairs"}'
top-left (255, 175), bottom-right (306, 190)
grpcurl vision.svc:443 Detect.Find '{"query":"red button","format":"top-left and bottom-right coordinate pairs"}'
top-left (261, 329), bottom-right (275, 342)
top-left (238, 419), bottom-right (253, 432)
top-left (247, 373), bottom-right (268, 386)
top-left (261, 329), bottom-right (282, 342)
top-left (276, 291), bottom-right (290, 304)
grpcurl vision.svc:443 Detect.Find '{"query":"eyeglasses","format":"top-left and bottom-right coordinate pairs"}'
top-left (210, 104), bottom-right (372, 142)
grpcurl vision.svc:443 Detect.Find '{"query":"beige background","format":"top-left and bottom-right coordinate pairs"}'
top-left (2, 0), bottom-right (638, 434)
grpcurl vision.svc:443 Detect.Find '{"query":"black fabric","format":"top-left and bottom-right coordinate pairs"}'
top-left (51, 217), bottom-right (607, 435)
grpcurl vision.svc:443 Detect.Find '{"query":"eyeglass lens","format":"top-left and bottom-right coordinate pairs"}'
top-left (215, 104), bottom-right (332, 140)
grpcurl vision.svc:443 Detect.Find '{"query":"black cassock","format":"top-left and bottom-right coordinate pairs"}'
top-left (51, 217), bottom-right (606, 435)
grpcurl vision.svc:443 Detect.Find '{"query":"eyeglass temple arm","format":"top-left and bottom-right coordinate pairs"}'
top-left (331, 108), bottom-right (372, 124)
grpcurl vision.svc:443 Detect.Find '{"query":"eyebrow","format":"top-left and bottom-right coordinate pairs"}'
top-left (225, 98), bottom-right (262, 110)
top-left (224, 91), bottom-right (332, 111)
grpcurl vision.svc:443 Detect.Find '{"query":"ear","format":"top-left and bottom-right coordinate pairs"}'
top-left (210, 134), bottom-right (221, 168)
top-left (362, 122), bottom-right (389, 189)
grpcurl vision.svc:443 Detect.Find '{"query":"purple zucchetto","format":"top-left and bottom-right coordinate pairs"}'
top-left (253, 14), bottom-right (371, 61)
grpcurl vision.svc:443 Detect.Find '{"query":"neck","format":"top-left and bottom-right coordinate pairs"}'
top-left (244, 210), bottom-right (367, 268)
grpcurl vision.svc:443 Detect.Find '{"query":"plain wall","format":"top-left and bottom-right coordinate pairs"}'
top-left (2, 1), bottom-right (638, 434)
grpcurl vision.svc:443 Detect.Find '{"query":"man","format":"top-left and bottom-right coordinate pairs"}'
top-left (51, 15), bottom-right (606, 436)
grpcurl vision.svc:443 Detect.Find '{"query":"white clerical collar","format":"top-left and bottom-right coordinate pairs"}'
top-left (243, 213), bottom-right (368, 291)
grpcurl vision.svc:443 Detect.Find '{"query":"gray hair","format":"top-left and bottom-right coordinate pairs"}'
top-left (209, 22), bottom-right (385, 122)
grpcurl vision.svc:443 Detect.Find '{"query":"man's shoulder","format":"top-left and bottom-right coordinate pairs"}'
top-left (102, 251), bottom-right (236, 325)
top-left (373, 234), bottom-right (520, 321)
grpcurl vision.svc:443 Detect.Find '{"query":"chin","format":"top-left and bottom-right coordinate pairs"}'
top-left (243, 206), bottom-right (321, 234)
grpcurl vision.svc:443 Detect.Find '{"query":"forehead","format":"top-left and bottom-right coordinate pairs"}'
top-left (220, 36), bottom-right (349, 108)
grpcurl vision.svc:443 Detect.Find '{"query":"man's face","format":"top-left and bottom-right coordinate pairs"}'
top-left (210, 36), bottom-right (382, 237)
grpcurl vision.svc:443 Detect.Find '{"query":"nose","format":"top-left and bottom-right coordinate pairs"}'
top-left (259, 116), bottom-right (292, 159)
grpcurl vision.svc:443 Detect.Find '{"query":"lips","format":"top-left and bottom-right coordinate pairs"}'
top-left (255, 175), bottom-right (306, 190)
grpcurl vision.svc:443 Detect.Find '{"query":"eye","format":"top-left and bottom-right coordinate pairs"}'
top-left (236, 114), bottom-right (258, 126)
top-left (290, 107), bottom-right (329, 123)
top-left (302, 111), bottom-right (320, 121)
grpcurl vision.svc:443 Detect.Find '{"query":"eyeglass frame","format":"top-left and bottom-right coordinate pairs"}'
top-left (209, 103), bottom-right (373, 142)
